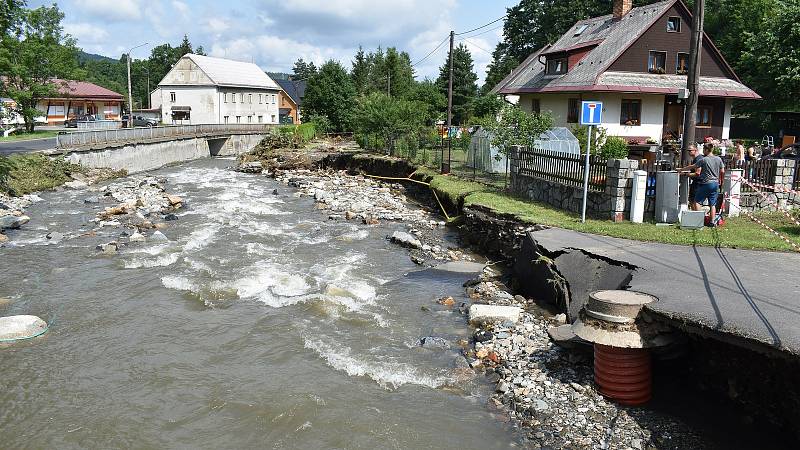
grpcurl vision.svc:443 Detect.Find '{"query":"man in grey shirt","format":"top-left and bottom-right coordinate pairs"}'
top-left (682, 143), bottom-right (725, 224)
top-left (678, 144), bottom-right (704, 210)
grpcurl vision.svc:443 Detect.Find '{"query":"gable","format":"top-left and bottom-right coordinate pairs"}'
top-left (159, 57), bottom-right (214, 86)
top-left (607, 3), bottom-right (735, 79)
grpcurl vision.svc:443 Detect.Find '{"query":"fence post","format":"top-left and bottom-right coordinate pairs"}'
top-left (605, 159), bottom-right (639, 222)
top-left (771, 159), bottom-right (796, 209)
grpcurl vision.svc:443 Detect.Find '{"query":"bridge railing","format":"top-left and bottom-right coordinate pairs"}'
top-left (56, 123), bottom-right (274, 148)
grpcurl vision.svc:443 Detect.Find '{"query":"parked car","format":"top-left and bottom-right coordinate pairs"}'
top-left (122, 115), bottom-right (158, 128)
top-left (64, 114), bottom-right (97, 128)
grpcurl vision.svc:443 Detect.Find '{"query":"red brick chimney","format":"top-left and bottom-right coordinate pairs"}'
top-left (613, 0), bottom-right (633, 20)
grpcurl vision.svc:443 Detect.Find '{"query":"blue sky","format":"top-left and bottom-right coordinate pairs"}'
top-left (33, 0), bottom-right (517, 84)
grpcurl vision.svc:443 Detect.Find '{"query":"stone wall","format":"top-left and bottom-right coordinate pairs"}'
top-left (509, 146), bottom-right (638, 222)
top-left (740, 159), bottom-right (798, 212)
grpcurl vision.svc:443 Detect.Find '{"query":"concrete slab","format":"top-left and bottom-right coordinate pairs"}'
top-left (469, 304), bottom-right (522, 325)
top-left (533, 227), bottom-right (800, 356)
top-left (434, 261), bottom-right (486, 274)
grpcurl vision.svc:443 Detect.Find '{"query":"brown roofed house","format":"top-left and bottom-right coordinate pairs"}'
top-left (491, 0), bottom-right (759, 144)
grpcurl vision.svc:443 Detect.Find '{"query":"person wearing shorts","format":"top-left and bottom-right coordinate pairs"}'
top-left (682, 143), bottom-right (725, 225)
top-left (679, 144), bottom-right (704, 210)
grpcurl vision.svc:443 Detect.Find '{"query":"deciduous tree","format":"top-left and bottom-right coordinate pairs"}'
top-left (302, 60), bottom-right (356, 131)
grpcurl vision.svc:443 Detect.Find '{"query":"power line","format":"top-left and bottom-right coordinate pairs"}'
top-left (411, 35), bottom-right (450, 67)
top-left (455, 15), bottom-right (507, 36)
top-left (459, 38), bottom-right (493, 56)
top-left (460, 24), bottom-right (504, 40)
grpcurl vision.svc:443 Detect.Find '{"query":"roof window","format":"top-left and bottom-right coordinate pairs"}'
top-left (574, 24), bottom-right (589, 36)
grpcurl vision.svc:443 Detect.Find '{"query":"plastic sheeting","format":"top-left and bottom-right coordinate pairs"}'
top-left (467, 127), bottom-right (580, 173)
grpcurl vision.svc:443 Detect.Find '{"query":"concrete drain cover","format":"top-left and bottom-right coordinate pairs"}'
top-left (586, 290), bottom-right (657, 324)
top-left (0, 315), bottom-right (48, 342)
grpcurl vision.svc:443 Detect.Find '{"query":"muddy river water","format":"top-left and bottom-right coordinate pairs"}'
top-left (0, 159), bottom-right (518, 449)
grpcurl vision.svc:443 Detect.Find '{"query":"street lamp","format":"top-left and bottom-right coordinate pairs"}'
top-left (126, 42), bottom-right (148, 128)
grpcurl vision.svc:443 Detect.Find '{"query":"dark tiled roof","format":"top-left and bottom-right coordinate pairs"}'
top-left (276, 79), bottom-right (306, 106)
top-left (493, 0), bottom-right (758, 99)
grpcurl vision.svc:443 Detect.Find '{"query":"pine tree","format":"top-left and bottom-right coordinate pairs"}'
top-left (292, 58), bottom-right (318, 80)
top-left (436, 43), bottom-right (478, 125)
top-left (351, 45), bottom-right (370, 95)
top-left (176, 34), bottom-right (193, 57)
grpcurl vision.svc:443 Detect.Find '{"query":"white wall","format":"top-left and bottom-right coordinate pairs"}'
top-left (722, 98), bottom-right (732, 140)
top-left (519, 93), bottom-right (666, 143)
top-left (153, 86), bottom-right (280, 125)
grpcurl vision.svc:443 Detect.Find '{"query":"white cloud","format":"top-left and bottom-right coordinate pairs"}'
top-left (64, 22), bottom-right (109, 44)
top-left (209, 34), bottom-right (349, 72)
top-left (172, 0), bottom-right (190, 19)
top-left (74, 0), bottom-right (142, 21)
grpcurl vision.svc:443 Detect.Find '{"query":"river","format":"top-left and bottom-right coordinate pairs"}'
top-left (0, 158), bottom-right (519, 449)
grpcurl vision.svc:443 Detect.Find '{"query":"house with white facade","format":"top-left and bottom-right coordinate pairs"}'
top-left (151, 54), bottom-right (281, 125)
top-left (491, 0), bottom-right (759, 145)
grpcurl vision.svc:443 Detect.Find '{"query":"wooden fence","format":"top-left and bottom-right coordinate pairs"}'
top-left (514, 147), bottom-right (608, 192)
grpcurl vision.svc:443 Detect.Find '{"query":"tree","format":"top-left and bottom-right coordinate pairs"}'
top-left (436, 43), bottom-right (478, 125)
top-left (384, 47), bottom-right (414, 98)
top-left (0, 0), bottom-right (25, 35)
top-left (739, 1), bottom-right (800, 112)
top-left (473, 93), bottom-right (505, 119)
top-left (483, 43), bottom-right (519, 93)
top-left (292, 58), bottom-right (318, 80)
top-left (406, 79), bottom-right (446, 124)
top-left (481, 104), bottom-right (554, 156)
top-left (351, 45), bottom-right (370, 95)
top-left (302, 60), bottom-right (356, 131)
top-left (176, 34), bottom-right (193, 57)
top-left (353, 92), bottom-right (425, 152)
top-left (0, 4), bottom-right (81, 131)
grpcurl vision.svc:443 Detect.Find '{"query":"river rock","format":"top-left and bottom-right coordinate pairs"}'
top-left (238, 161), bottom-right (263, 173)
top-left (165, 195), bottom-right (182, 206)
top-left (0, 215), bottom-right (30, 230)
top-left (0, 233), bottom-right (7, 244)
top-left (164, 213), bottom-right (179, 221)
top-left (129, 232), bottom-right (146, 242)
top-left (0, 315), bottom-right (48, 341)
top-left (64, 180), bottom-right (88, 190)
top-left (468, 304), bottom-right (522, 325)
top-left (389, 231), bottom-right (422, 249)
top-left (150, 230), bottom-right (168, 242)
top-left (46, 231), bottom-right (64, 242)
top-left (84, 196), bottom-right (100, 204)
top-left (96, 242), bottom-right (118, 254)
top-left (419, 336), bottom-right (450, 349)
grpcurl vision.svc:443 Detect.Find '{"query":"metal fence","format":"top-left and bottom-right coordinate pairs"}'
top-left (725, 159), bottom-right (775, 193)
top-left (56, 123), bottom-right (274, 148)
top-left (514, 147), bottom-right (609, 192)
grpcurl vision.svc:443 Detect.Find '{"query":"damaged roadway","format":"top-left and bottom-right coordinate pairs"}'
top-left (529, 227), bottom-right (800, 357)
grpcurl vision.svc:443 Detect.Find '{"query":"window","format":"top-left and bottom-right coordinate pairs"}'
top-left (232, 93), bottom-right (236, 103)
top-left (667, 17), bottom-right (681, 32)
top-left (248, 115), bottom-right (253, 123)
top-left (249, 94), bottom-right (252, 104)
top-left (223, 93), bottom-right (228, 103)
top-left (676, 52), bottom-right (689, 75)
top-left (531, 99), bottom-right (541, 114)
top-left (240, 93), bottom-right (244, 103)
top-left (272, 94), bottom-right (276, 104)
top-left (546, 57), bottom-right (567, 75)
top-left (236, 116), bottom-right (241, 124)
top-left (190, 72), bottom-right (198, 81)
top-left (224, 116), bottom-right (229, 124)
top-left (574, 24), bottom-right (589, 36)
top-left (271, 115), bottom-right (276, 123)
top-left (259, 94), bottom-right (263, 103)
top-left (697, 106), bottom-right (712, 127)
top-left (648, 51), bottom-right (667, 74)
top-left (567, 98), bottom-right (580, 123)
top-left (258, 115), bottom-right (263, 123)
top-left (620, 99), bottom-right (642, 126)
top-left (170, 92), bottom-right (176, 102)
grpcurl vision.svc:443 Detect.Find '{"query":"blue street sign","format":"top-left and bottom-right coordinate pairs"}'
top-left (580, 101), bottom-right (603, 126)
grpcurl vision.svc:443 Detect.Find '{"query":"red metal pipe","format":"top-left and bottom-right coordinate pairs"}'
top-left (594, 343), bottom-right (652, 406)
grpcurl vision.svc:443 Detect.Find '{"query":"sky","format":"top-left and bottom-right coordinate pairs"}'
top-left (31, 0), bottom-right (518, 85)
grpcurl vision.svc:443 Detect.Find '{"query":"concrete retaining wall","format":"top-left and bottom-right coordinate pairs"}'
top-left (64, 133), bottom-right (267, 173)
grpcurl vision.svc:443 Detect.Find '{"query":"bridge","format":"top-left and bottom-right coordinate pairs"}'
top-left (47, 124), bottom-right (276, 173)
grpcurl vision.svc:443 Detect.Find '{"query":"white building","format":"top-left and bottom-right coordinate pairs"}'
top-left (151, 54), bottom-right (281, 125)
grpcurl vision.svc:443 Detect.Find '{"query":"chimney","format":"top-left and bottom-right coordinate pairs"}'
top-left (613, 0), bottom-right (633, 20)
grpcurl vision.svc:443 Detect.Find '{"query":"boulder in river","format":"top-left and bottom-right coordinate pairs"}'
top-left (419, 336), bottom-right (450, 349)
top-left (0, 215), bottom-right (30, 230)
top-left (389, 231), bottom-right (422, 249)
top-left (468, 304), bottom-right (522, 325)
top-left (0, 315), bottom-right (48, 341)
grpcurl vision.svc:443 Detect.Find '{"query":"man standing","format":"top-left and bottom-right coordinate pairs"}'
top-left (678, 144), bottom-right (704, 210)
top-left (681, 143), bottom-right (725, 225)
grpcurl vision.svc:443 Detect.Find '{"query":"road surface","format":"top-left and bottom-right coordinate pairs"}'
top-left (0, 137), bottom-right (58, 155)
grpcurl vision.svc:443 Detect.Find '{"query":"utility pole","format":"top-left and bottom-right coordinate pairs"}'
top-left (681, 0), bottom-right (704, 165)
top-left (126, 42), bottom-right (148, 128)
top-left (443, 30), bottom-right (455, 174)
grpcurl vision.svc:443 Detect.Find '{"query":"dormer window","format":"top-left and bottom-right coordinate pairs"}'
top-left (667, 17), bottom-right (681, 32)
top-left (546, 57), bottom-right (567, 75)
top-left (648, 51), bottom-right (667, 74)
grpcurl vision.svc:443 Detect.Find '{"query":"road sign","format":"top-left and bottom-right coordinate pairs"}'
top-left (580, 101), bottom-right (603, 126)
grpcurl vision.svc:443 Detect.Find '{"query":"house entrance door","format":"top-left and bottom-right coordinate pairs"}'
top-left (664, 103), bottom-right (684, 140)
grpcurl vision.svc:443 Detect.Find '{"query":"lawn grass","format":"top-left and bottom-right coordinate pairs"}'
top-left (0, 130), bottom-right (59, 142)
top-left (464, 191), bottom-right (800, 252)
top-left (0, 153), bottom-right (86, 196)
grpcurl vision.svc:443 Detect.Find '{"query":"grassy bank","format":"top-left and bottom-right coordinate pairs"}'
top-left (0, 153), bottom-right (86, 196)
top-left (0, 130), bottom-right (58, 142)
top-left (365, 155), bottom-right (800, 252)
